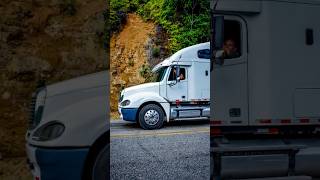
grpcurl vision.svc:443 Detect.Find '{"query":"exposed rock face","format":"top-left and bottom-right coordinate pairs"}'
top-left (110, 13), bottom-right (155, 117)
top-left (1, 92), bottom-right (11, 100)
top-left (110, 14), bottom-right (170, 118)
top-left (1, 0), bottom-right (108, 81)
top-left (0, 0), bottom-right (108, 178)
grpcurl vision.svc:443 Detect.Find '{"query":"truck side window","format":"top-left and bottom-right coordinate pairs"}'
top-left (223, 20), bottom-right (241, 59)
top-left (198, 49), bottom-right (210, 59)
top-left (168, 67), bottom-right (186, 81)
top-left (179, 68), bottom-right (186, 80)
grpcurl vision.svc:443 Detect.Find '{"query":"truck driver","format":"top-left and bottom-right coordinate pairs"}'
top-left (222, 39), bottom-right (240, 59)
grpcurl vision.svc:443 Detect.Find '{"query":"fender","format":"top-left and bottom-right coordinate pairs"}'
top-left (29, 86), bottom-right (108, 148)
top-left (123, 92), bottom-right (171, 122)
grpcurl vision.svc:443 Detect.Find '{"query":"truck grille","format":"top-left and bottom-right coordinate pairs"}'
top-left (28, 88), bottom-right (46, 130)
top-left (28, 92), bottom-right (37, 130)
top-left (119, 91), bottom-right (124, 102)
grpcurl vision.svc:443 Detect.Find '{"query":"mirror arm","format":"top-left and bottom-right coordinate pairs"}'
top-left (169, 81), bottom-right (177, 86)
top-left (215, 57), bottom-right (224, 66)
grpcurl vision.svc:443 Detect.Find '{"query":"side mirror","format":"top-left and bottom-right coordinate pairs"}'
top-left (175, 66), bottom-right (180, 78)
top-left (211, 16), bottom-right (224, 50)
top-left (175, 66), bottom-right (180, 82)
top-left (210, 15), bottom-right (224, 70)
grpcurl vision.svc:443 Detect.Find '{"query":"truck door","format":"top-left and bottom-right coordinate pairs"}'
top-left (211, 16), bottom-right (249, 126)
top-left (166, 66), bottom-right (188, 102)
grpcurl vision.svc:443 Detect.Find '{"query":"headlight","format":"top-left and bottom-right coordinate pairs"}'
top-left (32, 121), bottom-right (65, 141)
top-left (121, 100), bottom-right (130, 106)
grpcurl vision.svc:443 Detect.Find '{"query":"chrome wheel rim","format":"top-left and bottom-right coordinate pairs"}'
top-left (144, 109), bottom-right (160, 126)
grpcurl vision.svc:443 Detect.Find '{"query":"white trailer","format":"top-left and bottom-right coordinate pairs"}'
top-left (210, 0), bottom-right (320, 135)
top-left (118, 43), bottom-right (211, 129)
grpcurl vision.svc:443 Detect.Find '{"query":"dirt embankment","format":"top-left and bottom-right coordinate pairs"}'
top-left (110, 13), bottom-right (156, 118)
top-left (0, 0), bottom-right (107, 178)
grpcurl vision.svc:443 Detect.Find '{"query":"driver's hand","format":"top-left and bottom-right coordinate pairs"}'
top-left (215, 50), bottom-right (224, 59)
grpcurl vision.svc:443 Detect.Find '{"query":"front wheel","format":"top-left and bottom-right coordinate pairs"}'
top-left (138, 104), bottom-right (165, 130)
top-left (91, 143), bottom-right (109, 180)
top-left (83, 135), bottom-right (109, 180)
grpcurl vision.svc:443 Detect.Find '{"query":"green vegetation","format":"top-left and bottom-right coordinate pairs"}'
top-left (151, 46), bottom-right (160, 57)
top-left (139, 64), bottom-right (154, 82)
top-left (109, 0), bottom-right (142, 32)
top-left (109, 0), bottom-right (210, 52)
top-left (128, 58), bottom-right (135, 66)
top-left (139, 0), bottom-right (210, 52)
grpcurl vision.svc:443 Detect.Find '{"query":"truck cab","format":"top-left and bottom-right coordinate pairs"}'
top-left (210, 0), bottom-right (320, 135)
top-left (119, 42), bottom-right (211, 129)
top-left (25, 71), bottom-right (109, 180)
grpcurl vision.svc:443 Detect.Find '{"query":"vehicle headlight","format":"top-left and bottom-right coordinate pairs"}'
top-left (121, 100), bottom-right (130, 106)
top-left (32, 121), bottom-right (65, 141)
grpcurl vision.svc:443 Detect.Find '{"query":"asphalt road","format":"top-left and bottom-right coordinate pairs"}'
top-left (110, 119), bottom-right (210, 180)
top-left (110, 119), bottom-right (320, 180)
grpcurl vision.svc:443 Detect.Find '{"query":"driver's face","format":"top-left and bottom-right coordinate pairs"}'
top-left (224, 40), bottom-right (237, 54)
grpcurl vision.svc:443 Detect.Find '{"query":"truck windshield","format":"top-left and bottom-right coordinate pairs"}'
top-left (153, 66), bottom-right (168, 82)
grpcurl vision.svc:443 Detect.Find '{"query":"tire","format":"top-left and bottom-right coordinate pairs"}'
top-left (83, 132), bottom-right (109, 180)
top-left (92, 143), bottom-right (109, 180)
top-left (138, 104), bottom-right (165, 130)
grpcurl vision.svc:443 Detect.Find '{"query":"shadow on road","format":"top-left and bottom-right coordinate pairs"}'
top-left (165, 119), bottom-right (209, 126)
top-left (111, 119), bottom-right (209, 130)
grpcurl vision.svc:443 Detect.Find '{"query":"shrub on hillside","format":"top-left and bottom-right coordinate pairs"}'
top-left (139, 64), bottom-right (154, 82)
top-left (128, 58), bottom-right (135, 66)
top-left (139, 0), bottom-right (210, 52)
top-left (109, 0), bottom-right (210, 53)
top-left (151, 46), bottom-right (160, 57)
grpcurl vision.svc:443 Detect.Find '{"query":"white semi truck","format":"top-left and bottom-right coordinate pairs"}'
top-left (25, 71), bottom-right (109, 180)
top-left (210, 1), bottom-right (320, 179)
top-left (210, 0), bottom-right (320, 135)
top-left (118, 43), bottom-right (211, 129)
